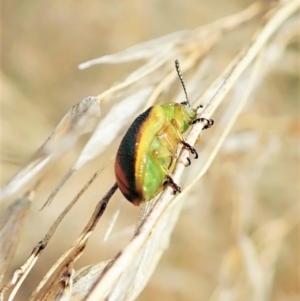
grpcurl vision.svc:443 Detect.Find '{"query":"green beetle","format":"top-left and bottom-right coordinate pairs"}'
top-left (115, 60), bottom-right (214, 206)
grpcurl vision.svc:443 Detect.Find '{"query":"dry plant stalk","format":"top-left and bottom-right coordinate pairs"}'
top-left (0, 96), bottom-right (101, 202)
top-left (0, 1), bottom-right (299, 301)
top-left (0, 192), bottom-right (33, 284)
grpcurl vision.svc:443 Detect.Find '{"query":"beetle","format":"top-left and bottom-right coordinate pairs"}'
top-left (115, 60), bottom-right (214, 206)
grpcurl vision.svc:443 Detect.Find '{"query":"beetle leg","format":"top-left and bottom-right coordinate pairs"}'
top-left (165, 175), bottom-right (181, 195)
top-left (152, 146), bottom-right (181, 195)
top-left (192, 118), bottom-right (214, 130)
top-left (169, 118), bottom-right (196, 164)
top-left (181, 141), bottom-right (198, 159)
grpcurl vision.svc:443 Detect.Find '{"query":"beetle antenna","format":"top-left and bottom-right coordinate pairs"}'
top-left (175, 60), bottom-right (190, 103)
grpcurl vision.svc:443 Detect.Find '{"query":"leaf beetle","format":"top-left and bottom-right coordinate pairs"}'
top-left (115, 60), bottom-right (214, 206)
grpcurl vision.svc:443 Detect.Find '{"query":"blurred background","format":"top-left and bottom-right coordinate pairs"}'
top-left (1, 0), bottom-right (299, 300)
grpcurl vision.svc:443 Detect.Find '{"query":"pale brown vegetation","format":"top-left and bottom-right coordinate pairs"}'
top-left (0, 1), bottom-right (299, 301)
